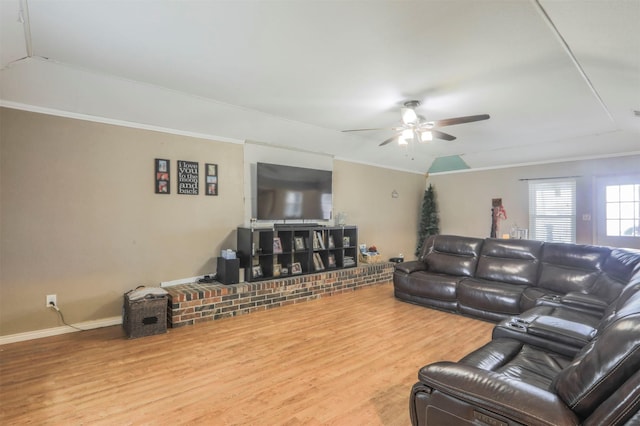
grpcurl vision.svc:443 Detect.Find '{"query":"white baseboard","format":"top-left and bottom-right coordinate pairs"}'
top-left (0, 316), bottom-right (122, 345)
top-left (161, 274), bottom-right (212, 287)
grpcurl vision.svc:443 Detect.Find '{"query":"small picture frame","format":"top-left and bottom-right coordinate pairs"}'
top-left (273, 264), bottom-right (282, 277)
top-left (328, 235), bottom-right (335, 249)
top-left (294, 236), bottom-right (305, 251)
top-left (343, 236), bottom-right (351, 247)
top-left (205, 163), bottom-right (218, 196)
top-left (328, 253), bottom-right (336, 268)
top-left (291, 262), bottom-right (302, 275)
top-left (273, 237), bottom-right (283, 254)
top-left (252, 265), bottom-right (263, 279)
top-left (155, 158), bottom-right (170, 194)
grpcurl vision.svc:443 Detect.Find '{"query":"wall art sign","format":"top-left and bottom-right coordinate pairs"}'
top-left (177, 160), bottom-right (199, 195)
top-left (205, 163), bottom-right (218, 196)
top-left (155, 158), bottom-right (170, 194)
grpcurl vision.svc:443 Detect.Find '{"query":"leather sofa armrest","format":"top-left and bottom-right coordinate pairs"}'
top-left (418, 362), bottom-right (579, 426)
top-left (527, 316), bottom-right (596, 346)
top-left (560, 292), bottom-right (608, 314)
top-left (394, 260), bottom-right (427, 274)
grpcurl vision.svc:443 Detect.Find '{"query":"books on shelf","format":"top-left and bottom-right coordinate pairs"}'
top-left (344, 255), bottom-right (356, 267)
top-left (313, 231), bottom-right (325, 250)
top-left (313, 252), bottom-right (325, 271)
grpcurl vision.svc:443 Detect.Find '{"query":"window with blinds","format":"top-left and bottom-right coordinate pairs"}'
top-left (528, 179), bottom-right (576, 243)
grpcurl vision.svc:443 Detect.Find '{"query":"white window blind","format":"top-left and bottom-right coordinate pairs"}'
top-left (528, 179), bottom-right (576, 243)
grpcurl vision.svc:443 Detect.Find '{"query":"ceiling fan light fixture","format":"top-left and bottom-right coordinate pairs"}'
top-left (398, 137), bottom-right (409, 146)
top-left (420, 131), bottom-right (433, 142)
top-left (401, 107), bottom-right (418, 125)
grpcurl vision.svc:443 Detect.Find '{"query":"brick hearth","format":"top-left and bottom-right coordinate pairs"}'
top-left (165, 262), bottom-right (394, 328)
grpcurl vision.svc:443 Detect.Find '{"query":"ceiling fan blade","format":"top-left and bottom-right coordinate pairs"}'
top-left (431, 130), bottom-right (457, 141)
top-left (341, 128), bottom-right (393, 133)
top-left (379, 134), bottom-right (400, 146)
top-left (432, 114), bottom-right (490, 127)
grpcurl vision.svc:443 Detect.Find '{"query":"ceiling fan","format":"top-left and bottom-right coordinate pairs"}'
top-left (342, 100), bottom-right (490, 146)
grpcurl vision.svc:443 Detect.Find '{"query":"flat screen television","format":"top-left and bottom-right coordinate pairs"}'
top-left (256, 162), bottom-right (332, 221)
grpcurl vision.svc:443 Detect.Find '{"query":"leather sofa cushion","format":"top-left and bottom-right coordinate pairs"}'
top-left (604, 248), bottom-right (640, 282)
top-left (424, 235), bottom-right (483, 277)
top-left (457, 338), bottom-right (572, 389)
top-left (589, 249), bottom-right (640, 303)
top-left (458, 279), bottom-right (524, 315)
top-left (393, 271), bottom-right (459, 301)
top-left (538, 243), bottom-right (610, 294)
top-left (553, 313), bottom-right (640, 419)
top-left (476, 239), bottom-right (543, 285)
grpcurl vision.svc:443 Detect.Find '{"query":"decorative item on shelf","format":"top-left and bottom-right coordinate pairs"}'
top-left (328, 235), bottom-right (335, 249)
top-left (273, 264), bottom-right (282, 277)
top-left (220, 249), bottom-right (236, 259)
top-left (291, 262), bottom-right (302, 275)
top-left (509, 224), bottom-right (529, 240)
top-left (252, 265), bottom-right (263, 278)
top-left (294, 236), bottom-right (305, 251)
top-left (273, 237), bottom-right (283, 254)
top-left (336, 212), bottom-right (347, 226)
top-left (343, 256), bottom-right (356, 267)
top-left (343, 236), bottom-right (350, 247)
top-left (359, 243), bottom-right (382, 264)
top-left (327, 253), bottom-right (336, 268)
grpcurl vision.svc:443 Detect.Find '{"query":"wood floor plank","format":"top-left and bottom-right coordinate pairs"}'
top-left (0, 283), bottom-right (493, 425)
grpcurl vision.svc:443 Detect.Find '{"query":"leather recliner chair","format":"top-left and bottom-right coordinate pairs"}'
top-left (410, 311), bottom-right (640, 425)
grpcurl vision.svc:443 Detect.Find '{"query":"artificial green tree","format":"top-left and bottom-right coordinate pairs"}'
top-left (415, 184), bottom-right (440, 257)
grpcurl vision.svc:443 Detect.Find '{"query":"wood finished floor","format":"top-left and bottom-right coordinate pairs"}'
top-left (0, 283), bottom-right (493, 425)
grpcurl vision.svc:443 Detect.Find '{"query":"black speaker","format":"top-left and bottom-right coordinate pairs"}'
top-left (217, 257), bottom-right (239, 285)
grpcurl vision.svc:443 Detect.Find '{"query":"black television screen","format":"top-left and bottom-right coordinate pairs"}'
top-left (256, 162), bottom-right (332, 221)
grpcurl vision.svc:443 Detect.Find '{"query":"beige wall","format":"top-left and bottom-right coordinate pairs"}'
top-left (0, 108), bottom-right (425, 337)
top-left (333, 160), bottom-right (425, 261)
top-left (1, 108), bottom-right (245, 335)
top-left (427, 155), bottom-right (640, 248)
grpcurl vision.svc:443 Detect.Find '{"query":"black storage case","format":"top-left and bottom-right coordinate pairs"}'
top-left (217, 257), bottom-right (240, 284)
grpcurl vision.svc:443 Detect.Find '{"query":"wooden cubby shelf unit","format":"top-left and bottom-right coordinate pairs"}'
top-left (237, 225), bottom-right (358, 282)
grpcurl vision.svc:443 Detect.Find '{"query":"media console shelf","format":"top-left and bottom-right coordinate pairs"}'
top-left (237, 225), bottom-right (358, 282)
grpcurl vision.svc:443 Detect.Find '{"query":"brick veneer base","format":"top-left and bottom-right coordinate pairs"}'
top-left (165, 262), bottom-right (394, 328)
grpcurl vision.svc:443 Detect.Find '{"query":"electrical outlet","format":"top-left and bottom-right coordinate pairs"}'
top-left (46, 294), bottom-right (57, 308)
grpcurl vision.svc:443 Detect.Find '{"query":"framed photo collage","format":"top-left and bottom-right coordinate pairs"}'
top-left (155, 158), bottom-right (218, 196)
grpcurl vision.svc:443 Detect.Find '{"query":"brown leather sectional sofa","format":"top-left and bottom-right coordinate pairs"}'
top-left (393, 235), bottom-right (640, 426)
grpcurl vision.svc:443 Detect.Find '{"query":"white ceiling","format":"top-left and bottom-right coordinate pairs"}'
top-left (1, 0), bottom-right (639, 174)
